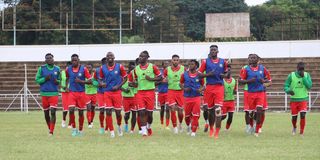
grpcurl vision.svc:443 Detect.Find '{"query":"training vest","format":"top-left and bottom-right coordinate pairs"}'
top-left (224, 78), bottom-right (236, 101)
top-left (183, 71), bottom-right (201, 97)
top-left (101, 63), bottom-right (123, 92)
top-left (246, 64), bottom-right (265, 93)
top-left (40, 65), bottom-right (60, 92)
top-left (205, 58), bottom-right (225, 85)
top-left (290, 72), bottom-right (309, 99)
top-left (167, 65), bottom-right (184, 90)
top-left (135, 63), bottom-right (155, 90)
top-left (68, 65), bottom-right (86, 92)
top-left (158, 69), bottom-right (168, 93)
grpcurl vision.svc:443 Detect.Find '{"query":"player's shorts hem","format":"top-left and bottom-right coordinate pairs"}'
top-left (168, 103), bottom-right (176, 107)
top-left (105, 106), bottom-right (113, 109)
top-left (146, 109), bottom-right (154, 112)
top-left (114, 108), bottom-right (122, 111)
top-left (98, 106), bottom-right (105, 109)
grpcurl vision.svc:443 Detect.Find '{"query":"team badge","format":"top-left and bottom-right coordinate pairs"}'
top-left (259, 71), bottom-right (263, 74)
top-left (78, 73), bottom-right (82, 77)
top-left (115, 71), bottom-right (118, 74)
top-left (219, 64), bottom-right (223, 68)
top-left (54, 72), bottom-right (58, 75)
top-left (196, 79), bottom-right (199, 82)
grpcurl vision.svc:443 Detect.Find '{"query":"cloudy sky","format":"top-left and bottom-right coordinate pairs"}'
top-left (245, 0), bottom-right (269, 6)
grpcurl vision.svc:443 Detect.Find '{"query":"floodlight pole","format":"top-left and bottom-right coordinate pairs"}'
top-left (13, 0), bottom-right (16, 46)
top-left (119, 0), bottom-right (122, 44)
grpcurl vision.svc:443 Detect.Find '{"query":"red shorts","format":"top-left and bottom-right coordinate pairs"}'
top-left (123, 97), bottom-right (137, 112)
top-left (263, 91), bottom-right (268, 110)
top-left (61, 92), bottom-right (69, 111)
top-left (184, 97), bottom-right (201, 117)
top-left (247, 92), bottom-right (265, 111)
top-left (205, 85), bottom-right (224, 109)
top-left (104, 91), bottom-right (123, 110)
top-left (42, 96), bottom-right (59, 110)
top-left (97, 93), bottom-right (105, 108)
top-left (290, 101), bottom-right (308, 116)
top-left (68, 92), bottom-right (87, 109)
top-left (158, 92), bottom-right (168, 106)
top-left (136, 90), bottom-right (155, 111)
top-left (168, 90), bottom-right (184, 109)
top-left (85, 94), bottom-right (97, 106)
top-left (243, 90), bottom-right (249, 111)
top-left (222, 101), bottom-right (235, 115)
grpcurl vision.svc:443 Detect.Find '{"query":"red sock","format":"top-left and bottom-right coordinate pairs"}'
top-left (165, 118), bottom-right (170, 127)
top-left (105, 116), bottom-right (108, 130)
top-left (99, 112), bottom-right (104, 128)
top-left (300, 118), bottom-right (306, 134)
top-left (214, 127), bottom-right (220, 137)
top-left (171, 111), bottom-right (177, 127)
top-left (226, 123), bottom-right (231, 129)
top-left (70, 113), bottom-right (76, 128)
top-left (292, 119), bottom-right (297, 128)
top-left (249, 118), bottom-right (254, 127)
top-left (86, 111), bottom-right (92, 124)
top-left (107, 115), bottom-right (114, 131)
top-left (91, 110), bottom-right (95, 123)
top-left (255, 123), bottom-right (261, 133)
top-left (79, 114), bottom-right (84, 131)
top-left (137, 116), bottom-right (141, 130)
top-left (185, 116), bottom-right (191, 126)
top-left (49, 122), bottom-right (55, 133)
top-left (191, 116), bottom-right (199, 132)
top-left (117, 114), bottom-right (122, 126)
top-left (160, 117), bottom-right (164, 125)
top-left (261, 114), bottom-right (265, 127)
top-left (178, 111), bottom-right (184, 124)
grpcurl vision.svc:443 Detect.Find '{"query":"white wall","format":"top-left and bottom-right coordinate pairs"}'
top-left (0, 40), bottom-right (319, 62)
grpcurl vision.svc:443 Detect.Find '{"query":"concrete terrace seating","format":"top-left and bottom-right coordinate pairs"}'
top-left (0, 57), bottom-right (319, 111)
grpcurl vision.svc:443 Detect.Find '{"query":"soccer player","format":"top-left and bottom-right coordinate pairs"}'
top-left (284, 62), bottom-right (312, 136)
top-left (122, 61), bottom-right (137, 133)
top-left (129, 51), bottom-right (162, 136)
top-left (100, 52), bottom-right (127, 137)
top-left (35, 53), bottom-right (60, 136)
top-left (180, 60), bottom-right (204, 137)
top-left (95, 58), bottom-right (108, 134)
top-left (198, 45), bottom-right (229, 139)
top-left (239, 53), bottom-right (271, 137)
top-left (85, 63), bottom-right (98, 129)
top-left (221, 65), bottom-right (237, 131)
top-left (60, 61), bottom-right (72, 128)
top-left (66, 54), bottom-right (92, 136)
top-left (163, 54), bottom-right (185, 134)
top-left (156, 61), bottom-right (170, 129)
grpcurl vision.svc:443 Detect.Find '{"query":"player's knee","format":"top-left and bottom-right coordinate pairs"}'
top-left (300, 112), bottom-right (306, 119)
top-left (215, 106), bottom-right (222, 116)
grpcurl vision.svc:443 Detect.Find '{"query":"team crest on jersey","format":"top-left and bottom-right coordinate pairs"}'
top-left (54, 71), bottom-right (58, 75)
top-left (196, 79), bottom-right (199, 82)
top-left (259, 71), bottom-right (263, 74)
top-left (219, 64), bottom-right (223, 68)
top-left (78, 73), bottom-right (82, 77)
top-left (115, 71), bottom-right (118, 74)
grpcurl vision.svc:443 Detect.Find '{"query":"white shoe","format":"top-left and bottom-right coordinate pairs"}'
top-left (173, 127), bottom-right (178, 134)
top-left (191, 132), bottom-right (196, 137)
top-left (292, 128), bottom-right (297, 136)
top-left (118, 126), bottom-right (123, 136)
top-left (138, 130), bottom-right (143, 135)
top-left (254, 133), bottom-right (259, 137)
top-left (186, 126), bottom-right (191, 135)
top-left (130, 130), bottom-right (134, 134)
top-left (88, 123), bottom-right (93, 129)
top-left (110, 131), bottom-right (115, 138)
top-left (61, 121), bottom-right (66, 128)
top-left (67, 125), bottom-right (72, 129)
top-left (258, 128), bottom-right (262, 133)
top-left (178, 124), bottom-right (183, 133)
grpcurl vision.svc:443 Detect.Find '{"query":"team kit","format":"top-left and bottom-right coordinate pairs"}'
top-left (35, 45), bottom-right (312, 138)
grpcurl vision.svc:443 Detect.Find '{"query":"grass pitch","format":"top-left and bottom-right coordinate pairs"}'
top-left (0, 111), bottom-right (319, 160)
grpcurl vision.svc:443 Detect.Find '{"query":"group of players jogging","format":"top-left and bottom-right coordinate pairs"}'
top-left (36, 45), bottom-right (312, 138)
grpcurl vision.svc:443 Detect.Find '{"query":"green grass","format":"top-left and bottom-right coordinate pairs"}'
top-left (0, 111), bottom-right (319, 160)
